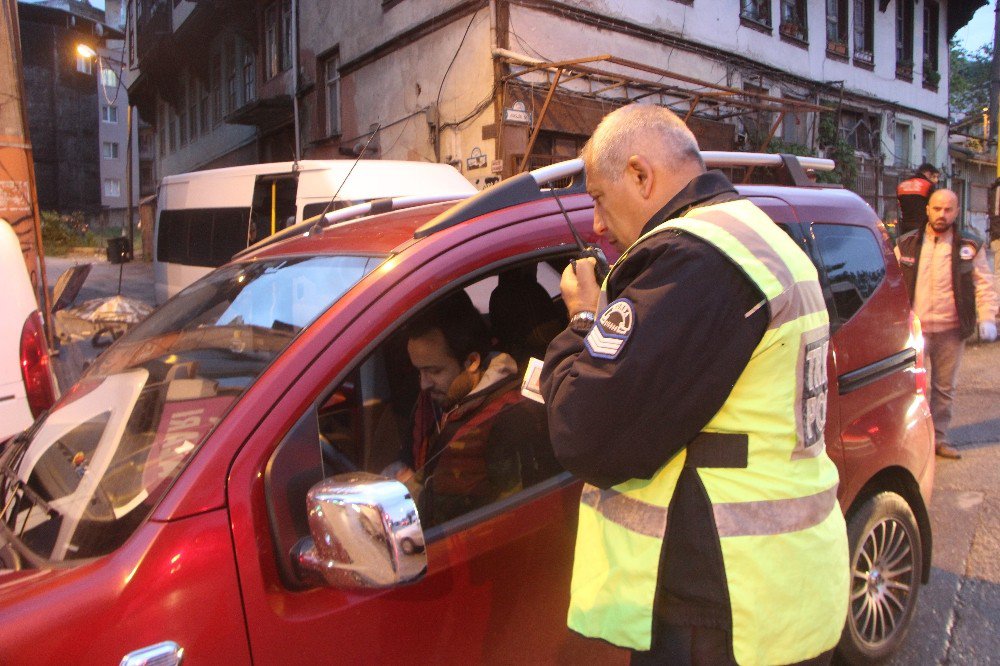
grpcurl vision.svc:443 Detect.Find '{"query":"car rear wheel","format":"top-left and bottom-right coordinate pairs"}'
top-left (837, 492), bottom-right (922, 664)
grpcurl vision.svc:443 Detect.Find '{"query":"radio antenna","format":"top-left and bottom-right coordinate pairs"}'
top-left (551, 189), bottom-right (608, 284)
top-left (311, 122), bottom-right (382, 232)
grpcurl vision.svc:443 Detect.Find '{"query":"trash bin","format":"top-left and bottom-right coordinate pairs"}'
top-left (106, 237), bottom-right (132, 264)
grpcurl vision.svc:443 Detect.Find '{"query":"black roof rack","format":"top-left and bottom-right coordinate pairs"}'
top-left (414, 152), bottom-right (835, 239)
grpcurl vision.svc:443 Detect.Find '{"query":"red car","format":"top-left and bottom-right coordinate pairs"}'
top-left (0, 154), bottom-right (933, 665)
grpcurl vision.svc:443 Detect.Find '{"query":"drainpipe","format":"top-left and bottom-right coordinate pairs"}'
top-left (291, 0), bottom-right (300, 165)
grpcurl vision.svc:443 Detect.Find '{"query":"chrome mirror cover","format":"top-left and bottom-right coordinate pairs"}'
top-left (294, 472), bottom-right (426, 589)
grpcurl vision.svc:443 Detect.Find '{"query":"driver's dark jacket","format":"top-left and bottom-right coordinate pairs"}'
top-left (541, 170), bottom-right (768, 634)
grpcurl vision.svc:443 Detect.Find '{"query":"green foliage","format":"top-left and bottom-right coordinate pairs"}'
top-left (762, 138), bottom-right (813, 157)
top-left (40, 211), bottom-right (103, 254)
top-left (949, 39), bottom-right (991, 123)
top-left (817, 111), bottom-right (858, 187)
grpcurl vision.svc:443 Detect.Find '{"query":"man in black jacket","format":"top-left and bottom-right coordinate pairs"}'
top-left (896, 163), bottom-right (940, 237)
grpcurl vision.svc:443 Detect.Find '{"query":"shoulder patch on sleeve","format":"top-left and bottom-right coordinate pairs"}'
top-left (584, 298), bottom-right (635, 360)
top-left (959, 242), bottom-right (977, 261)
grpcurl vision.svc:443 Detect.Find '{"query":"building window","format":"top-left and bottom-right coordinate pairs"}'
top-left (779, 0), bottom-right (807, 40)
top-left (280, 0), bottom-right (293, 71)
top-left (324, 53), bottom-right (340, 136)
top-left (188, 77), bottom-right (199, 140)
top-left (211, 51), bottom-right (223, 125)
top-left (740, 0), bottom-right (772, 27)
top-left (103, 179), bottom-right (121, 198)
top-left (826, 0), bottom-right (848, 55)
top-left (199, 77), bottom-right (210, 135)
top-left (853, 0), bottom-right (874, 65)
top-left (896, 0), bottom-right (915, 78)
top-left (169, 105), bottom-right (178, 153)
top-left (264, 3), bottom-right (278, 79)
top-left (226, 39), bottom-right (238, 112)
top-left (101, 66), bottom-right (119, 88)
top-left (179, 74), bottom-right (189, 147)
top-left (781, 105), bottom-right (810, 147)
top-left (264, 0), bottom-right (292, 79)
top-left (894, 122), bottom-right (911, 168)
top-left (158, 102), bottom-right (168, 156)
top-left (923, 1), bottom-right (940, 87)
top-left (102, 141), bottom-right (120, 159)
top-left (101, 105), bottom-right (119, 123)
top-left (243, 52), bottom-right (257, 104)
top-left (922, 129), bottom-right (936, 166)
top-left (75, 54), bottom-right (92, 74)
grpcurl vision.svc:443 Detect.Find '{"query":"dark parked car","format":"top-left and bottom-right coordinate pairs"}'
top-left (0, 154), bottom-right (932, 665)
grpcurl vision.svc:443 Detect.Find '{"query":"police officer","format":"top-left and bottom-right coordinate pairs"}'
top-left (541, 104), bottom-right (849, 665)
top-left (896, 163), bottom-right (940, 237)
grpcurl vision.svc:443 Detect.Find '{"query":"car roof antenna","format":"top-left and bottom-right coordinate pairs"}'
top-left (310, 122), bottom-right (382, 233)
top-left (550, 189), bottom-right (609, 284)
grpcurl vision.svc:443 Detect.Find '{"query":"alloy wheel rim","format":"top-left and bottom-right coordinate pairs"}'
top-left (850, 517), bottom-right (915, 647)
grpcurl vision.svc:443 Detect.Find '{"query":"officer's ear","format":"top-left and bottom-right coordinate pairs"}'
top-left (625, 155), bottom-right (655, 199)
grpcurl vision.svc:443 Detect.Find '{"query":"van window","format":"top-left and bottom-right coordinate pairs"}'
top-left (811, 223), bottom-right (886, 323)
top-left (250, 175), bottom-right (298, 243)
top-left (157, 208), bottom-right (250, 267)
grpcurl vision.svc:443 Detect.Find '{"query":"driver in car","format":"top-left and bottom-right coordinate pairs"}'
top-left (383, 292), bottom-right (548, 526)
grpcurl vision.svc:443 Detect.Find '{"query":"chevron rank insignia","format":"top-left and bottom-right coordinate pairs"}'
top-left (585, 298), bottom-right (635, 360)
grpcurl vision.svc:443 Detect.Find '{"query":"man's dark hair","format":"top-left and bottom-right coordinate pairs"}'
top-left (918, 163), bottom-right (940, 176)
top-left (406, 291), bottom-right (491, 364)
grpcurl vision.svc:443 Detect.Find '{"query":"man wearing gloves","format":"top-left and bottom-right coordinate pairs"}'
top-left (541, 104), bottom-right (848, 665)
top-left (896, 189), bottom-right (999, 459)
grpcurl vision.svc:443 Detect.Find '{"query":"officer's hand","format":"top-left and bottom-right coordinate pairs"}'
top-left (979, 321), bottom-right (997, 342)
top-left (561, 257), bottom-right (601, 317)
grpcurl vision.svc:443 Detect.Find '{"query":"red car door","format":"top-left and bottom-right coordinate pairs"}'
top-left (227, 214), bottom-right (626, 664)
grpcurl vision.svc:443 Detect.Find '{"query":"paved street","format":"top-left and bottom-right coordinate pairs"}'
top-left (45, 254), bottom-right (154, 388)
top-left (889, 340), bottom-right (1000, 665)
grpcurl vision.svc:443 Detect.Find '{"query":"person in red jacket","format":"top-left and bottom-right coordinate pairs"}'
top-left (896, 163), bottom-right (940, 237)
top-left (384, 292), bottom-right (552, 525)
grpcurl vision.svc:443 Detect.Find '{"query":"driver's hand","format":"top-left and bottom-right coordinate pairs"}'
top-left (381, 461), bottom-right (414, 482)
top-left (561, 257), bottom-right (601, 317)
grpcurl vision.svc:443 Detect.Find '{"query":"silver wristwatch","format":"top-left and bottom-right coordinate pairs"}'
top-left (569, 310), bottom-right (597, 333)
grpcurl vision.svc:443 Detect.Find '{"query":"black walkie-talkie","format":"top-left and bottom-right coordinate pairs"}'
top-left (551, 191), bottom-right (609, 284)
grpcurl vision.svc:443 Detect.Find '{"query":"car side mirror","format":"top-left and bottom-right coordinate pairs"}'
top-left (292, 472), bottom-right (427, 590)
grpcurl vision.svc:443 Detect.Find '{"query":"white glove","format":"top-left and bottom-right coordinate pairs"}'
top-left (979, 321), bottom-right (997, 343)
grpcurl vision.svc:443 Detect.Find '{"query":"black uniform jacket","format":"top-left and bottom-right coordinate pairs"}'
top-left (541, 171), bottom-right (768, 489)
top-left (540, 170), bottom-right (770, 633)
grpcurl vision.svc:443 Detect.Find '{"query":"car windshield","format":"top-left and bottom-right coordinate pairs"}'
top-left (0, 254), bottom-right (381, 565)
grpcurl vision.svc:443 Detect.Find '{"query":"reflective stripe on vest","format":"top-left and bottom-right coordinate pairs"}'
top-left (568, 199), bottom-right (849, 665)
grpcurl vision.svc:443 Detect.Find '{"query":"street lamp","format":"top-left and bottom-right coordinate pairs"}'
top-left (76, 42), bottom-right (134, 267)
top-left (76, 43), bottom-right (97, 60)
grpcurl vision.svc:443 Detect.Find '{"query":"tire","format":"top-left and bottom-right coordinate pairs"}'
top-left (837, 492), bottom-right (922, 664)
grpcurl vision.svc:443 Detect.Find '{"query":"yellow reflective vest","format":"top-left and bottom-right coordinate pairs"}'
top-left (568, 199), bottom-right (849, 665)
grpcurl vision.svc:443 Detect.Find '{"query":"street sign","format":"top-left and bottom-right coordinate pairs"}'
top-left (503, 101), bottom-right (532, 125)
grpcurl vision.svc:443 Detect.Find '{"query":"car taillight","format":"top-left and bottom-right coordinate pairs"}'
top-left (19, 310), bottom-right (57, 418)
top-left (908, 310), bottom-right (927, 395)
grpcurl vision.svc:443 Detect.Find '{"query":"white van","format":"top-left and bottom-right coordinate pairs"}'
top-left (153, 160), bottom-right (477, 304)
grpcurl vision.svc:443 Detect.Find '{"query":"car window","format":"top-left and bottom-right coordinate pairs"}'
top-left (264, 258), bottom-right (570, 588)
top-left (0, 254), bottom-right (381, 564)
top-left (810, 223), bottom-right (886, 324)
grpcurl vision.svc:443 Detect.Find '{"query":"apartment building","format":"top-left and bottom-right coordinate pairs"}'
top-left (126, 0), bottom-right (984, 218)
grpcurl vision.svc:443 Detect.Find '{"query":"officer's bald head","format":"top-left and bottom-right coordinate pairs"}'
top-left (581, 104), bottom-right (704, 183)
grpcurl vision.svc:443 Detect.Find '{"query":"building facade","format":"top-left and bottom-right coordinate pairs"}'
top-left (126, 0), bottom-right (982, 219)
top-left (19, 0), bottom-right (140, 231)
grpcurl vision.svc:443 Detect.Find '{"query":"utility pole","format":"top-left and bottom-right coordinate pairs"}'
top-left (991, 0), bottom-right (1000, 170)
